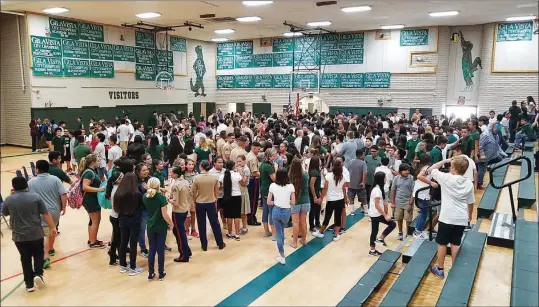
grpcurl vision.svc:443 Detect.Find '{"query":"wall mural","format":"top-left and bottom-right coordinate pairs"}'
top-left (190, 45), bottom-right (206, 97)
top-left (459, 30), bottom-right (482, 91)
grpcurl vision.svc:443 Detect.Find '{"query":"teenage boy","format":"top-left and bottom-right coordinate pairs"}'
top-left (63, 130), bottom-right (73, 175)
top-left (514, 116), bottom-right (537, 150)
top-left (364, 145), bottom-right (381, 200)
top-left (430, 136), bottom-right (448, 164)
top-left (405, 130), bottom-right (421, 163)
top-left (2, 177), bottom-right (57, 292)
top-left (348, 149), bottom-right (368, 214)
top-left (94, 133), bottom-right (107, 181)
top-left (48, 151), bottom-right (72, 184)
top-left (508, 100), bottom-right (521, 142)
top-left (51, 128), bottom-right (66, 170)
top-left (108, 135), bottom-right (123, 171)
top-left (390, 163), bottom-right (415, 240)
top-left (428, 156), bottom-right (475, 279)
top-left (73, 135), bottom-right (92, 165)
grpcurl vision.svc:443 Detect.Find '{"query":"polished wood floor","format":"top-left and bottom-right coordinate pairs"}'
top-left (0, 146), bottom-right (536, 306)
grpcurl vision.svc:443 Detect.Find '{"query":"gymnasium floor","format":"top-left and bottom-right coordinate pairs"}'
top-left (0, 146), bottom-right (536, 306)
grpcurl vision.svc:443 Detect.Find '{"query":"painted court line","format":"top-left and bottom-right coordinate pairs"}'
top-left (216, 212), bottom-right (365, 307)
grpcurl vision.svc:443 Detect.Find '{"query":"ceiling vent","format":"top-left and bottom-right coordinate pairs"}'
top-left (200, 14), bottom-right (216, 19)
top-left (316, 1), bottom-right (337, 6)
top-left (201, 17), bottom-right (236, 24)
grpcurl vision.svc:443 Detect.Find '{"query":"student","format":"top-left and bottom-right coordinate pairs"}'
top-left (468, 119), bottom-right (480, 161)
top-left (375, 157), bottom-right (393, 214)
top-left (246, 141), bottom-right (262, 226)
top-left (170, 171), bottom-right (192, 262)
top-left (192, 160), bottom-right (226, 251)
top-left (313, 159), bottom-right (349, 241)
top-left (194, 137), bottom-right (212, 171)
top-left (260, 148), bottom-right (278, 238)
top-left (347, 149), bottom-right (368, 215)
top-left (79, 154), bottom-right (106, 248)
top-left (113, 172), bottom-right (144, 276)
top-left (289, 158), bottom-right (310, 248)
top-left (429, 156), bottom-right (475, 279)
top-left (220, 160), bottom-right (245, 241)
top-left (73, 135), bottom-right (92, 165)
top-left (391, 162), bottom-right (415, 241)
top-left (143, 177), bottom-right (173, 281)
top-left (48, 151), bottom-right (72, 184)
top-left (128, 135), bottom-right (146, 164)
top-left (308, 156), bottom-right (323, 231)
top-left (515, 116), bottom-right (537, 150)
top-left (405, 129), bottom-right (421, 163)
top-left (236, 155), bottom-right (251, 235)
top-left (152, 159), bottom-right (166, 188)
top-left (135, 163), bottom-right (150, 257)
top-left (183, 159), bottom-right (199, 239)
top-left (412, 155), bottom-right (436, 240)
top-left (451, 145), bottom-right (477, 230)
top-left (108, 135), bottom-right (123, 171)
top-left (51, 128), bottom-right (66, 170)
top-left (94, 133), bottom-right (107, 181)
top-left (3, 177), bottom-right (57, 292)
top-left (63, 130), bottom-right (73, 175)
top-left (430, 136), bottom-right (447, 164)
top-left (364, 145), bottom-right (381, 200)
top-left (106, 171), bottom-right (123, 267)
top-left (368, 172), bottom-right (397, 256)
top-left (267, 168), bottom-right (295, 265)
top-left (146, 136), bottom-right (164, 161)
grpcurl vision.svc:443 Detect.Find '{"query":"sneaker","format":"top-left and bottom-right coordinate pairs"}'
top-left (43, 258), bottom-right (51, 269)
top-left (369, 250), bottom-right (383, 256)
top-left (226, 234), bottom-right (233, 239)
top-left (465, 223), bottom-right (472, 232)
top-left (48, 249), bottom-right (55, 257)
top-left (109, 259), bottom-right (120, 267)
top-left (148, 273), bottom-right (156, 281)
top-left (174, 257), bottom-right (189, 263)
top-left (191, 231), bottom-right (199, 238)
top-left (140, 249), bottom-right (149, 258)
top-left (363, 205), bottom-right (369, 212)
top-left (339, 228), bottom-right (347, 235)
top-left (159, 272), bottom-right (167, 281)
top-left (120, 266), bottom-right (129, 274)
top-left (312, 230), bottom-right (324, 238)
top-left (33, 275), bottom-right (45, 287)
top-left (240, 227), bottom-right (248, 235)
top-left (375, 238), bottom-right (387, 246)
top-left (351, 212), bottom-right (356, 216)
top-left (272, 237), bottom-right (276, 241)
top-left (413, 231), bottom-right (428, 240)
top-left (187, 235), bottom-right (193, 240)
top-left (27, 287), bottom-right (35, 292)
top-left (333, 234), bottom-right (341, 241)
top-left (90, 242), bottom-right (106, 249)
top-left (164, 245), bottom-right (172, 252)
top-left (234, 234), bottom-right (240, 241)
top-left (276, 256), bottom-right (286, 265)
top-left (431, 266), bottom-right (445, 279)
top-left (263, 232), bottom-right (272, 237)
top-left (129, 267), bottom-right (144, 276)
top-left (397, 232), bottom-right (403, 241)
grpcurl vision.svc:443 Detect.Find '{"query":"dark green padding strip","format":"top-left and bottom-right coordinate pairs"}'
top-left (511, 219), bottom-right (539, 307)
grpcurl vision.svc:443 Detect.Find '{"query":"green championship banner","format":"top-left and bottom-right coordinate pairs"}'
top-left (30, 36), bottom-right (62, 58)
top-left (135, 64), bottom-right (156, 81)
top-left (89, 42), bottom-right (113, 61)
top-left (49, 17), bottom-right (79, 39)
top-left (339, 73), bottom-right (364, 88)
top-left (79, 22), bottom-right (104, 42)
top-left (272, 74), bottom-right (291, 88)
top-left (135, 48), bottom-right (155, 65)
top-left (253, 74), bottom-right (273, 88)
top-left (135, 31), bottom-right (155, 48)
top-left (63, 58), bottom-right (90, 77)
top-left (234, 55), bottom-right (253, 69)
top-left (170, 37), bottom-right (187, 52)
top-left (32, 57), bottom-right (63, 77)
top-left (216, 75), bottom-right (235, 88)
top-left (90, 60), bottom-right (114, 78)
top-left (272, 52), bottom-right (293, 67)
top-left (62, 39), bottom-right (89, 59)
top-left (321, 34), bottom-right (339, 50)
top-left (234, 41), bottom-right (253, 55)
top-left (321, 49), bottom-right (340, 65)
top-left (400, 29), bottom-right (429, 46)
top-left (497, 22), bottom-right (534, 42)
top-left (234, 75), bottom-right (255, 88)
top-left (364, 72), bottom-right (390, 88)
top-left (339, 32), bottom-right (364, 49)
top-left (217, 42), bottom-right (235, 56)
top-left (252, 54), bottom-right (273, 67)
top-left (113, 45), bottom-right (136, 62)
top-left (217, 56), bottom-right (235, 70)
top-left (272, 38), bottom-right (294, 53)
top-left (320, 73), bottom-right (340, 88)
top-left (156, 50), bottom-right (173, 67)
top-left (340, 49), bottom-right (364, 64)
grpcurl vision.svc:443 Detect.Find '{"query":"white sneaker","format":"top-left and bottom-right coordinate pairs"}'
top-left (187, 235), bottom-right (193, 241)
top-left (33, 275), bottom-right (45, 288)
top-left (333, 234), bottom-right (341, 241)
top-left (276, 256), bottom-right (286, 265)
top-left (413, 231), bottom-right (428, 240)
top-left (27, 287), bottom-right (35, 292)
top-left (312, 230), bottom-right (324, 238)
top-left (120, 266), bottom-right (128, 274)
top-left (129, 267), bottom-right (144, 276)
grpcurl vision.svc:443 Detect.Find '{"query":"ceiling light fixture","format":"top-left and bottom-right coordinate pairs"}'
top-left (135, 12), bottom-right (162, 19)
top-left (211, 37), bottom-right (230, 42)
top-left (341, 6), bottom-right (372, 13)
top-left (283, 32), bottom-right (303, 37)
top-left (307, 21), bottom-right (332, 27)
top-left (380, 24), bottom-right (404, 29)
top-left (214, 29), bottom-right (235, 34)
top-left (429, 11), bottom-right (459, 17)
top-left (506, 15), bottom-right (537, 21)
top-left (242, 1), bottom-right (274, 6)
top-left (236, 16), bottom-right (262, 22)
top-left (42, 7), bottom-right (70, 14)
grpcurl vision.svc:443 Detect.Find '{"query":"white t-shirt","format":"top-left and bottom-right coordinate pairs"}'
top-left (94, 142), bottom-right (107, 168)
top-left (117, 125), bottom-right (130, 142)
top-left (325, 171), bottom-right (349, 201)
top-left (110, 185), bottom-right (119, 218)
top-left (219, 171), bottom-right (242, 197)
top-left (413, 166), bottom-right (431, 200)
top-left (393, 159), bottom-right (402, 173)
top-left (106, 127), bottom-right (116, 137)
top-left (108, 145), bottom-right (123, 164)
top-left (128, 124), bottom-right (135, 142)
top-left (461, 155), bottom-right (476, 182)
top-left (375, 165), bottom-right (393, 193)
top-left (368, 186), bottom-right (384, 218)
top-left (431, 169), bottom-right (474, 226)
top-left (268, 183), bottom-right (295, 208)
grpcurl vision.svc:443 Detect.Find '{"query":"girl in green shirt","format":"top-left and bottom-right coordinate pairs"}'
top-left (194, 137), bottom-right (212, 172)
top-left (146, 136), bottom-right (164, 161)
top-left (79, 154), bottom-right (106, 249)
top-left (152, 159), bottom-right (166, 188)
top-left (308, 156), bottom-right (322, 231)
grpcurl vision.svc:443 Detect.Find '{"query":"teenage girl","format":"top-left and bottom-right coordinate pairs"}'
top-left (308, 156), bottom-right (322, 232)
top-left (236, 155), bottom-right (251, 235)
top-left (183, 159), bottom-right (199, 238)
top-left (369, 172), bottom-right (396, 256)
top-left (80, 154), bottom-right (106, 248)
top-left (106, 171), bottom-right (124, 266)
top-left (220, 160), bottom-right (245, 241)
top-left (289, 158), bottom-right (310, 248)
top-left (170, 172), bottom-right (192, 262)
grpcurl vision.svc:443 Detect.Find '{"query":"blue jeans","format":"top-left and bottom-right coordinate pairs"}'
top-left (138, 210), bottom-right (148, 250)
top-left (415, 199), bottom-right (430, 232)
top-left (272, 206), bottom-right (291, 255)
top-left (514, 132), bottom-right (529, 149)
top-left (147, 230), bottom-right (166, 275)
top-left (196, 202), bottom-right (224, 250)
top-left (162, 165), bottom-right (169, 181)
top-left (477, 155), bottom-right (504, 186)
top-left (262, 196), bottom-right (274, 225)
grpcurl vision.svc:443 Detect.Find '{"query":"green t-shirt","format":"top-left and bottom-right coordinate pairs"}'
top-left (49, 165), bottom-right (71, 183)
top-left (286, 135), bottom-right (296, 143)
top-left (520, 123), bottom-right (536, 138)
top-left (509, 106), bottom-right (521, 120)
top-left (146, 145), bottom-right (163, 161)
top-left (195, 147), bottom-right (211, 165)
top-left (405, 139), bottom-right (421, 162)
top-left (462, 136), bottom-right (472, 157)
top-left (430, 146), bottom-right (443, 164)
top-left (143, 193), bottom-right (168, 233)
top-left (365, 155), bottom-right (381, 185)
top-left (52, 136), bottom-right (65, 153)
top-left (74, 139), bottom-right (79, 148)
top-left (77, 122), bottom-right (84, 129)
top-left (447, 134), bottom-right (457, 144)
top-left (469, 130), bottom-right (480, 157)
top-left (378, 149), bottom-right (387, 159)
top-left (297, 172), bottom-right (310, 204)
top-left (81, 169), bottom-right (100, 207)
top-left (153, 171), bottom-right (166, 188)
top-left (309, 170), bottom-right (321, 198)
top-left (260, 161), bottom-right (275, 197)
top-left (74, 145), bottom-right (92, 164)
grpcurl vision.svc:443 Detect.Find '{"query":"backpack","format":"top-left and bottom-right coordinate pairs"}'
top-left (67, 169), bottom-right (94, 209)
top-left (97, 181), bottom-right (112, 209)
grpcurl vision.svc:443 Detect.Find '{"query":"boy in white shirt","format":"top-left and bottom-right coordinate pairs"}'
top-left (428, 156), bottom-right (475, 279)
top-left (93, 133), bottom-right (108, 180)
top-left (375, 157), bottom-right (393, 214)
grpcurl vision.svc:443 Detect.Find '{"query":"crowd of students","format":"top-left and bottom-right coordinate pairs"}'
top-left (6, 98), bottom-right (538, 291)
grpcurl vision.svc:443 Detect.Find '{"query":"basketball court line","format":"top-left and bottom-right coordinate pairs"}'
top-left (216, 212), bottom-right (365, 307)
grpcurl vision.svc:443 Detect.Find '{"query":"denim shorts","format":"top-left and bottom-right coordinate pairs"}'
top-left (291, 202), bottom-right (311, 214)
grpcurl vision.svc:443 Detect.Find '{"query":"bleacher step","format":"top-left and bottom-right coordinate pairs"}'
top-left (403, 232), bottom-right (467, 263)
top-left (517, 151), bottom-right (536, 209)
top-left (487, 212), bottom-right (515, 248)
top-left (511, 219), bottom-right (539, 307)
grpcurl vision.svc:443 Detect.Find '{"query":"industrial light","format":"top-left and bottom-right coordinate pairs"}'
top-left (380, 25), bottom-right (405, 29)
top-left (341, 6), bottom-right (372, 13)
top-left (283, 32), bottom-right (303, 37)
top-left (211, 37), bottom-right (230, 42)
top-left (236, 16), bottom-right (262, 22)
top-left (42, 7), bottom-right (70, 14)
top-left (214, 29), bottom-right (235, 34)
top-left (506, 15), bottom-right (537, 21)
top-left (429, 11), bottom-right (459, 17)
top-left (135, 12), bottom-right (162, 19)
top-left (242, 1), bottom-right (274, 6)
top-left (307, 21), bottom-right (332, 27)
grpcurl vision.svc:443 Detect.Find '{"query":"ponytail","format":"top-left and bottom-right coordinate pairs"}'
top-left (105, 171), bottom-right (122, 200)
top-left (223, 160), bottom-right (235, 199)
top-left (146, 177), bottom-right (161, 198)
top-left (78, 153), bottom-right (98, 176)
